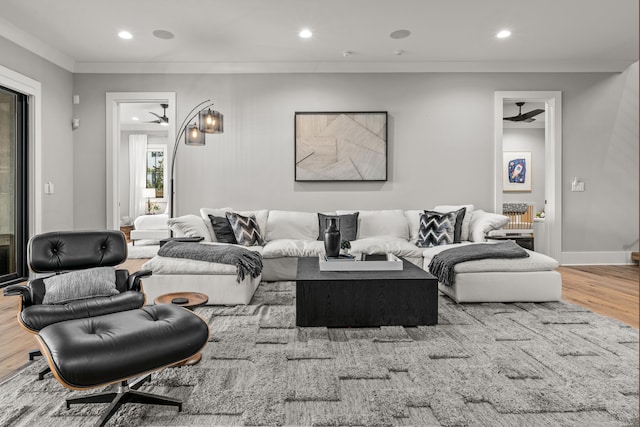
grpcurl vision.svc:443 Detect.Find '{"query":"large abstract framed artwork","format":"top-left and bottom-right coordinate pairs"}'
top-left (503, 151), bottom-right (532, 192)
top-left (295, 112), bottom-right (388, 181)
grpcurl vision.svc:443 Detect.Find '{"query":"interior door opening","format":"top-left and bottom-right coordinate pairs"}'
top-left (0, 85), bottom-right (28, 285)
top-left (495, 91), bottom-right (562, 262)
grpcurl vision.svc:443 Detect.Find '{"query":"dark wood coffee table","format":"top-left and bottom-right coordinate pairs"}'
top-left (154, 292), bottom-right (209, 365)
top-left (296, 256), bottom-right (438, 327)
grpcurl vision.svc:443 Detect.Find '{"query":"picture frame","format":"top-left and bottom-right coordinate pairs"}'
top-left (295, 111), bottom-right (388, 182)
top-left (503, 151), bottom-right (532, 192)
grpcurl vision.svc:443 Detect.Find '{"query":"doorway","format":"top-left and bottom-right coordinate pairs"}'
top-left (105, 93), bottom-right (176, 231)
top-left (494, 91), bottom-right (562, 262)
top-left (0, 86), bottom-right (28, 284)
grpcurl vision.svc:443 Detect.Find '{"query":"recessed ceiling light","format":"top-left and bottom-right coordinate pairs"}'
top-left (153, 29), bottom-right (174, 40)
top-left (390, 29), bottom-right (411, 39)
top-left (118, 30), bottom-right (133, 40)
top-left (496, 30), bottom-right (511, 39)
top-left (299, 29), bottom-right (312, 39)
top-left (132, 116), bottom-right (139, 121)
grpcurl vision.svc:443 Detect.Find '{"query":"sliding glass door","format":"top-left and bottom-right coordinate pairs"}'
top-left (0, 86), bottom-right (28, 285)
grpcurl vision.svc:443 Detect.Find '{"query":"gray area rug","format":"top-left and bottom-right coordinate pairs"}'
top-left (127, 243), bottom-right (160, 259)
top-left (1, 282), bottom-right (638, 426)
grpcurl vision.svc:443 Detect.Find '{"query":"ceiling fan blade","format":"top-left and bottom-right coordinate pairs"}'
top-left (145, 120), bottom-right (161, 124)
top-left (149, 112), bottom-right (163, 119)
top-left (503, 115), bottom-right (523, 122)
top-left (519, 109), bottom-right (545, 120)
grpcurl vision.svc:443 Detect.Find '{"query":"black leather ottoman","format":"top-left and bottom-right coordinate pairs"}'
top-left (36, 304), bottom-right (209, 426)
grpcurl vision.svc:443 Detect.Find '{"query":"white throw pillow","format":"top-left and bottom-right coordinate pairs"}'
top-left (167, 215), bottom-right (212, 241)
top-left (404, 210), bottom-right (423, 242)
top-left (469, 210), bottom-right (510, 242)
top-left (337, 209), bottom-right (409, 240)
top-left (433, 204), bottom-right (475, 241)
top-left (265, 210), bottom-right (319, 241)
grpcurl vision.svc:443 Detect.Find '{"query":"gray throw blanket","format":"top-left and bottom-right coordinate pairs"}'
top-left (428, 241), bottom-right (529, 287)
top-left (158, 241), bottom-right (263, 283)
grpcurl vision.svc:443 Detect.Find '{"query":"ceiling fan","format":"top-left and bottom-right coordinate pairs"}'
top-left (146, 103), bottom-right (169, 126)
top-left (503, 102), bottom-right (545, 123)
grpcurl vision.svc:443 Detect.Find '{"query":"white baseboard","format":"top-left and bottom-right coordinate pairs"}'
top-left (560, 251), bottom-right (634, 266)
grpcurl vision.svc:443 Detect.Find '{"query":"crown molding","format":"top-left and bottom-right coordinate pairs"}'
top-left (74, 60), bottom-right (634, 74)
top-left (0, 17), bottom-right (75, 72)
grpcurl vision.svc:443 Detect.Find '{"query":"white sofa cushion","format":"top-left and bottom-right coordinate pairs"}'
top-left (262, 239), bottom-right (325, 259)
top-left (134, 214), bottom-right (168, 230)
top-left (337, 209), bottom-right (409, 240)
top-left (130, 229), bottom-right (170, 241)
top-left (469, 210), bottom-right (510, 242)
top-left (167, 215), bottom-right (212, 241)
top-left (200, 208), bottom-right (269, 244)
top-left (350, 237), bottom-right (425, 258)
top-left (432, 204), bottom-right (474, 241)
top-left (404, 210), bottom-right (423, 243)
top-left (265, 210), bottom-right (319, 241)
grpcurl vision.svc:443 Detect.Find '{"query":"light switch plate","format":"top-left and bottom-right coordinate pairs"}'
top-left (572, 180), bottom-right (585, 192)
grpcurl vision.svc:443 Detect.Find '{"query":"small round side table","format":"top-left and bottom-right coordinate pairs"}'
top-left (154, 292), bottom-right (209, 365)
top-left (154, 291), bottom-right (209, 310)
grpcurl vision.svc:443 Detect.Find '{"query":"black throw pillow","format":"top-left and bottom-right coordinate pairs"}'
top-left (424, 207), bottom-right (466, 243)
top-left (317, 213), bottom-right (359, 241)
top-left (208, 215), bottom-right (237, 244)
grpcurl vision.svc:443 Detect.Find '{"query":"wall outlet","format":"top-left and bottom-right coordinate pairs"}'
top-left (571, 178), bottom-right (585, 192)
top-left (44, 181), bottom-right (54, 194)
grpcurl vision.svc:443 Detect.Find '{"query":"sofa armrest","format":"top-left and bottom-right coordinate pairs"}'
top-left (128, 270), bottom-right (153, 291)
top-left (468, 210), bottom-right (510, 242)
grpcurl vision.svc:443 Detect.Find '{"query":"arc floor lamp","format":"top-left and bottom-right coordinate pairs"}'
top-left (169, 99), bottom-right (223, 219)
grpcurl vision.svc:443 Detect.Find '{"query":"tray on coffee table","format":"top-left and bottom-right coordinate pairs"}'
top-left (319, 253), bottom-right (403, 271)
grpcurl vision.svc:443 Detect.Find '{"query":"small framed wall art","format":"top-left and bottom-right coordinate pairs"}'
top-left (503, 151), bottom-right (532, 192)
top-left (295, 111), bottom-right (388, 181)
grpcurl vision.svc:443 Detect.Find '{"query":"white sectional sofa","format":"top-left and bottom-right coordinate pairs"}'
top-left (141, 206), bottom-right (562, 305)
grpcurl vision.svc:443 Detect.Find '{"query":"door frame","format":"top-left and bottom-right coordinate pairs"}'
top-left (105, 92), bottom-right (176, 230)
top-left (494, 91), bottom-right (562, 262)
top-left (0, 65), bottom-right (41, 237)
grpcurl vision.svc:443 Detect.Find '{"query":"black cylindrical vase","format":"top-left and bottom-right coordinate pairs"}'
top-left (323, 217), bottom-right (341, 258)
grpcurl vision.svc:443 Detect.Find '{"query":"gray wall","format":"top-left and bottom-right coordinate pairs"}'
top-left (503, 128), bottom-right (546, 212)
top-left (72, 67), bottom-right (639, 253)
top-left (0, 36), bottom-right (74, 232)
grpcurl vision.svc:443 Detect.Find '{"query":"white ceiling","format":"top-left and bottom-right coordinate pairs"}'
top-left (0, 0), bottom-right (637, 73)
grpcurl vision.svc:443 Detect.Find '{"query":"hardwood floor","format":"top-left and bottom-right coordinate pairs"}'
top-left (0, 262), bottom-right (638, 383)
top-left (558, 265), bottom-right (638, 328)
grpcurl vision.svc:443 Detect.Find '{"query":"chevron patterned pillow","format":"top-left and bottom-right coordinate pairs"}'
top-left (416, 211), bottom-right (457, 248)
top-left (225, 212), bottom-right (266, 246)
top-left (425, 207), bottom-right (466, 243)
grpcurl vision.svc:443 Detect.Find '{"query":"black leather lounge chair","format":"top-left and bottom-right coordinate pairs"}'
top-left (5, 230), bottom-right (210, 426)
top-left (3, 229), bottom-right (150, 379)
